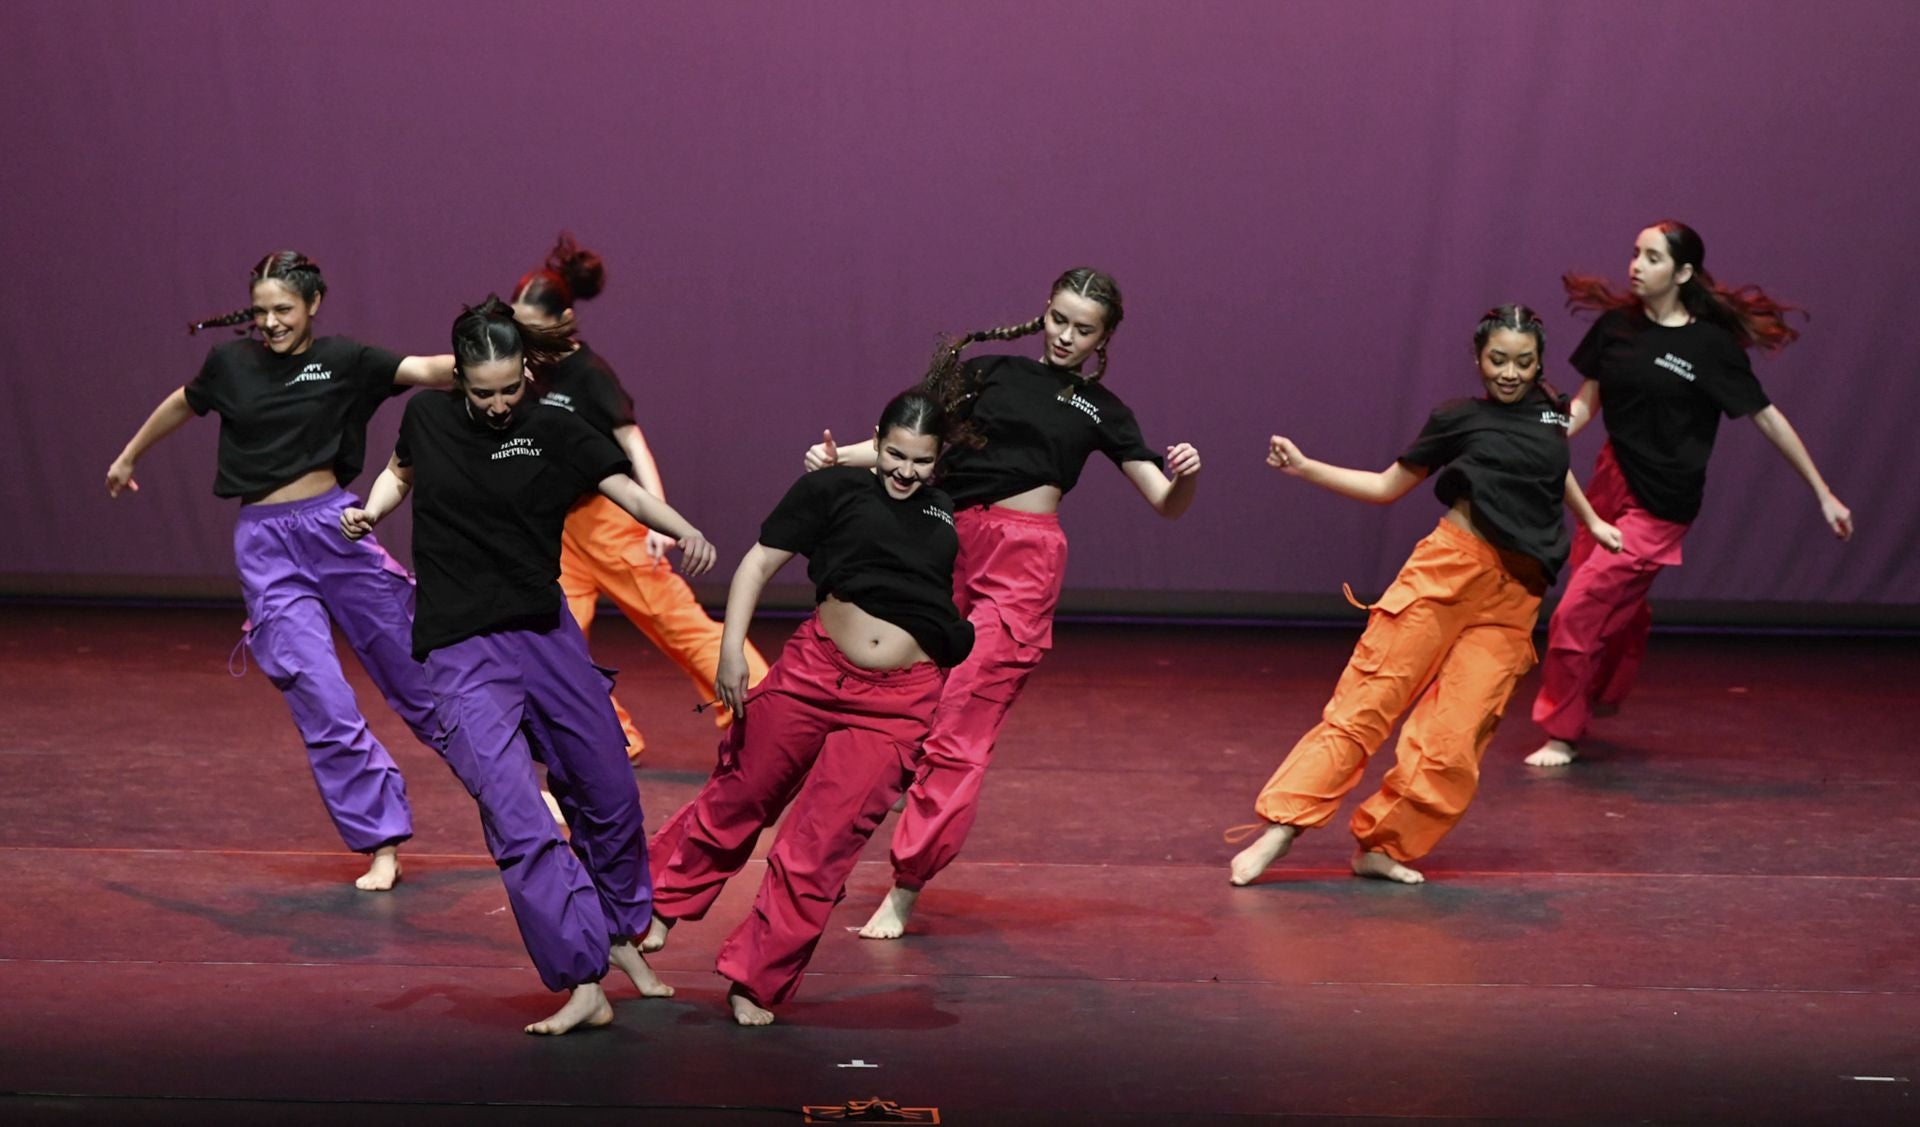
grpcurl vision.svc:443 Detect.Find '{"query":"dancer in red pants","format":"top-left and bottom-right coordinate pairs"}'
top-left (808, 268), bottom-right (1202, 939)
top-left (1525, 221), bottom-right (1853, 767)
top-left (1230, 305), bottom-right (1621, 887)
top-left (645, 388), bottom-right (974, 1025)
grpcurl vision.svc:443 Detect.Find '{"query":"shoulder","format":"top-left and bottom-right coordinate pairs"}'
top-left (918, 486), bottom-right (958, 514)
top-left (1426, 395), bottom-right (1480, 424)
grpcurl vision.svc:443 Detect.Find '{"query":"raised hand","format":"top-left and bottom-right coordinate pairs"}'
top-left (1165, 442), bottom-right (1201, 477)
top-left (804, 429), bottom-right (839, 472)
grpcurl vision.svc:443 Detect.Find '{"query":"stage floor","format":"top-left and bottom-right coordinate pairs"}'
top-left (3, 604), bottom-right (1916, 1125)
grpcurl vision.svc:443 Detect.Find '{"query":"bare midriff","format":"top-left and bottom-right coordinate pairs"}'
top-left (989, 483), bottom-right (1063, 515)
top-left (248, 466), bottom-right (338, 506)
top-left (818, 594), bottom-right (931, 671)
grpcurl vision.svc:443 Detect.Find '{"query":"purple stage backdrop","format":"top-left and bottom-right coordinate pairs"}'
top-left (3, 1), bottom-right (1914, 617)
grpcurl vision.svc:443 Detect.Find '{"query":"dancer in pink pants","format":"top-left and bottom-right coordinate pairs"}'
top-left (806, 268), bottom-right (1202, 940)
top-left (647, 388), bottom-right (974, 1025)
top-left (1525, 221), bottom-right (1853, 767)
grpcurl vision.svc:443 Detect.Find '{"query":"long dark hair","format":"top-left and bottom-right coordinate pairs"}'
top-left (187, 250), bottom-right (328, 336)
top-left (449, 295), bottom-right (577, 387)
top-left (920, 267), bottom-right (1125, 418)
top-left (512, 232), bottom-right (606, 328)
top-left (1564, 220), bottom-right (1802, 351)
top-left (875, 387), bottom-right (959, 452)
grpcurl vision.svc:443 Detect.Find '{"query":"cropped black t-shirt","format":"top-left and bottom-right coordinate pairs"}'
top-left (536, 344), bottom-right (637, 445)
top-left (935, 354), bottom-right (1162, 507)
top-left (759, 467), bottom-right (974, 668)
top-left (183, 336), bottom-right (404, 500)
top-left (1572, 308), bottom-right (1772, 524)
top-left (396, 396), bottom-right (630, 659)
top-left (1398, 384), bottom-right (1574, 584)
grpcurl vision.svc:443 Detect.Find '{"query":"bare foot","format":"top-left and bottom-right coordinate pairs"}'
top-left (639, 912), bottom-right (674, 953)
top-left (607, 939), bottom-right (675, 998)
top-left (1227, 824), bottom-right (1297, 886)
top-left (727, 985), bottom-right (775, 1027)
top-left (524, 982), bottom-right (614, 1035)
top-left (858, 885), bottom-right (918, 940)
top-left (1352, 850), bottom-right (1425, 884)
top-left (540, 788), bottom-right (567, 827)
top-left (354, 845), bottom-right (401, 891)
top-left (1524, 739), bottom-right (1578, 767)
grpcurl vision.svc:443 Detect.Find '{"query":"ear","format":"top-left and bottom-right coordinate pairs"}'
top-left (1675, 263), bottom-right (1695, 286)
top-left (307, 292), bottom-right (324, 316)
top-left (872, 425), bottom-right (882, 446)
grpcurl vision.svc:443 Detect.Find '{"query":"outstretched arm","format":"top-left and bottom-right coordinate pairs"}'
top-left (1565, 379), bottom-right (1601, 438)
top-left (1121, 443), bottom-right (1202, 519)
top-left (597, 474), bottom-right (716, 576)
top-left (713, 543), bottom-right (795, 715)
top-left (394, 355), bottom-right (456, 388)
top-left (340, 454), bottom-right (414, 539)
top-left (804, 428), bottom-right (877, 471)
top-left (1563, 471), bottom-right (1623, 552)
top-left (1266, 434), bottom-right (1426, 504)
top-left (107, 388), bottom-right (196, 497)
top-left (1750, 405), bottom-right (1853, 540)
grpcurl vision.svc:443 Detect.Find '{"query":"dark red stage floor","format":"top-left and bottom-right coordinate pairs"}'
top-left (3, 605), bottom-right (1916, 1125)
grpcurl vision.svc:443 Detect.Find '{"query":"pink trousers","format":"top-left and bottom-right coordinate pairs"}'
top-left (1531, 443), bottom-right (1690, 743)
top-left (886, 506), bottom-right (1066, 891)
top-left (648, 616), bottom-right (942, 1007)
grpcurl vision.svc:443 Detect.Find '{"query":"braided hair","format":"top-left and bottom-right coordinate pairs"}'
top-left (1472, 303), bottom-right (1566, 409)
top-left (920, 267), bottom-right (1126, 423)
top-left (187, 250), bottom-right (327, 336)
top-left (1563, 220), bottom-right (1802, 352)
top-left (449, 295), bottom-right (577, 386)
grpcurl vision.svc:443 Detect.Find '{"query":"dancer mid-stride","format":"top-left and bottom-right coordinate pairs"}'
top-left (510, 233), bottom-right (768, 762)
top-left (645, 388), bottom-right (972, 1025)
top-left (1524, 220), bottom-right (1852, 767)
top-left (343, 297), bottom-right (714, 1035)
top-left (106, 251), bottom-right (452, 891)
top-left (807, 268), bottom-right (1201, 939)
top-left (1230, 305), bottom-right (1621, 888)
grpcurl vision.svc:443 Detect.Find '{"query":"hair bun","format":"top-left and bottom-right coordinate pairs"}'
top-left (548, 232), bottom-right (605, 303)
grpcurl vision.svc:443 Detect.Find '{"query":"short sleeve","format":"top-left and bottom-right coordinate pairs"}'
top-left (758, 472), bottom-right (835, 556)
top-left (584, 365), bottom-right (637, 429)
top-left (1097, 397), bottom-right (1163, 469)
top-left (551, 410), bottom-right (630, 489)
top-left (1703, 335), bottom-right (1771, 419)
top-left (182, 346), bottom-right (223, 416)
top-left (1398, 402), bottom-right (1466, 470)
top-left (1567, 314), bottom-right (1611, 381)
top-left (353, 341), bottom-right (405, 389)
top-left (394, 396), bottom-right (422, 467)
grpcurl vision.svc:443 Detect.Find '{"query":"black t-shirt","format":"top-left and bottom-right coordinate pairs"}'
top-left (759, 466), bottom-right (975, 668)
top-left (396, 395), bottom-right (630, 659)
top-left (935, 354), bottom-right (1163, 507)
top-left (536, 343), bottom-right (637, 446)
top-left (1398, 384), bottom-right (1574, 584)
top-left (1572, 308), bottom-right (1772, 524)
top-left (183, 336), bottom-right (405, 499)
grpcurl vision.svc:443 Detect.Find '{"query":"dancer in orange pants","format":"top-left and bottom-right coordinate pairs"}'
top-left (1523, 220), bottom-right (1853, 768)
top-left (511, 234), bottom-right (767, 760)
top-left (1230, 305), bottom-right (1622, 887)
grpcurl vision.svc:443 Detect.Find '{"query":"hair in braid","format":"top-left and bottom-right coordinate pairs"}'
top-left (186, 250), bottom-right (327, 336)
top-left (513, 232), bottom-right (606, 330)
top-left (919, 265), bottom-right (1127, 419)
top-left (449, 295), bottom-right (577, 387)
top-left (1564, 220), bottom-right (1802, 352)
top-left (1472, 303), bottom-right (1566, 409)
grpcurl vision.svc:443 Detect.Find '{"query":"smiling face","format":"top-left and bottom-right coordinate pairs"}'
top-left (1628, 226), bottom-right (1693, 304)
top-left (1477, 327), bottom-right (1541, 404)
top-left (251, 279), bottom-right (320, 355)
top-left (872, 424), bottom-right (941, 500)
top-left (460, 355), bottom-right (531, 430)
top-left (1040, 289), bottom-right (1111, 371)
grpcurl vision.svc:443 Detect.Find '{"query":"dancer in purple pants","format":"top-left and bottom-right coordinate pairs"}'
top-left (343, 296), bottom-right (716, 1036)
top-left (107, 251), bottom-right (453, 891)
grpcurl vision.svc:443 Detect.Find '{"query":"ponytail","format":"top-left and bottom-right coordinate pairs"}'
top-left (186, 249), bottom-right (327, 337)
top-left (1565, 221), bottom-right (1803, 352)
top-left (450, 295), bottom-right (577, 383)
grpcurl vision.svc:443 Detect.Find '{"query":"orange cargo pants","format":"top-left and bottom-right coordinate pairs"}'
top-left (559, 494), bottom-right (770, 760)
top-left (1251, 519), bottom-right (1541, 862)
